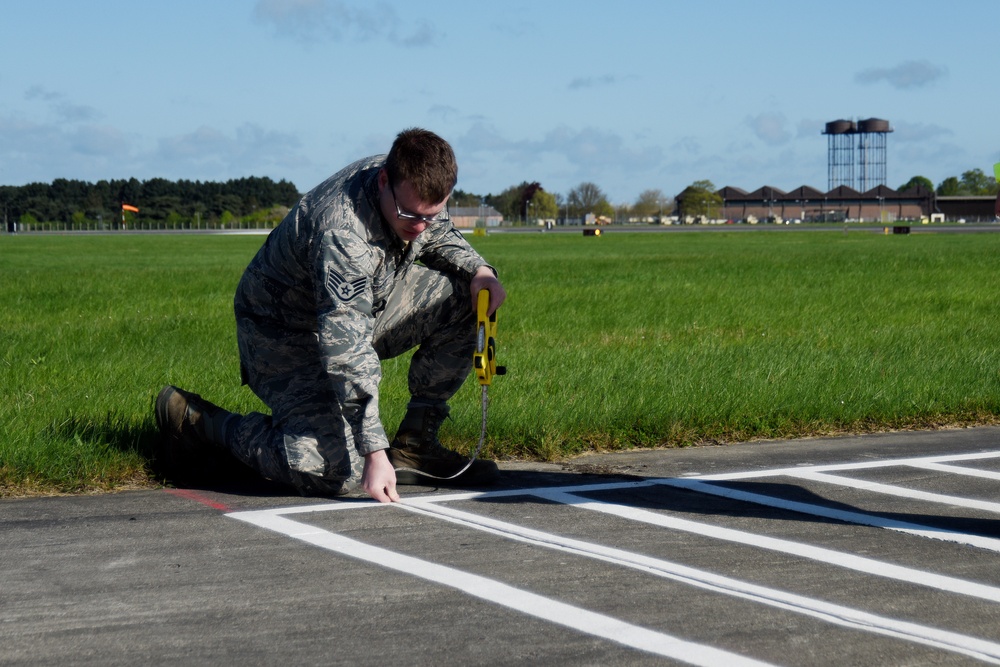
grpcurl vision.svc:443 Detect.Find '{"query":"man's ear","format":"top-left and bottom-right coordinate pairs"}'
top-left (377, 168), bottom-right (388, 190)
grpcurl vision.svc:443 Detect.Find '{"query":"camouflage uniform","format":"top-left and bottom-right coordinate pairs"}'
top-left (228, 156), bottom-right (490, 495)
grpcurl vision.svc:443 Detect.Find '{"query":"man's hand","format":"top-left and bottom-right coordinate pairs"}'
top-left (470, 266), bottom-right (506, 315)
top-left (361, 449), bottom-right (400, 503)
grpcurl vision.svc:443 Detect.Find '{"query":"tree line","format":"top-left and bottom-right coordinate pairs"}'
top-left (899, 168), bottom-right (999, 197)
top-left (4, 165), bottom-right (993, 230)
top-left (454, 181), bottom-right (674, 224)
top-left (0, 176), bottom-right (301, 228)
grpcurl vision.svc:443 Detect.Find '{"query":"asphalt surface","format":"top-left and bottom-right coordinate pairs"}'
top-left (4, 426), bottom-right (1000, 666)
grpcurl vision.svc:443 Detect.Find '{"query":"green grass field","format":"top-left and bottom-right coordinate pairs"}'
top-left (2, 229), bottom-right (999, 496)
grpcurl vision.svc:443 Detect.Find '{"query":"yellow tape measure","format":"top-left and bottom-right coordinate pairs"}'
top-left (393, 289), bottom-right (506, 482)
top-left (474, 289), bottom-right (506, 385)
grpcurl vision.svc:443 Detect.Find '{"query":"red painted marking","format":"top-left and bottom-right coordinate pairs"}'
top-left (163, 488), bottom-right (233, 512)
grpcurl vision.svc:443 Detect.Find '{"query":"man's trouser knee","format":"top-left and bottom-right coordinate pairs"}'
top-left (373, 263), bottom-right (476, 405)
top-left (230, 322), bottom-right (362, 495)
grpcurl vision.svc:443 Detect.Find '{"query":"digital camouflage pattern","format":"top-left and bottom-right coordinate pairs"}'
top-left (227, 155), bottom-right (490, 494)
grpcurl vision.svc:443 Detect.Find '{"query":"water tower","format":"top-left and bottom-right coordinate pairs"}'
top-left (823, 119), bottom-right (855, 190)
top-left (823, 118), bottom-right (893, 190)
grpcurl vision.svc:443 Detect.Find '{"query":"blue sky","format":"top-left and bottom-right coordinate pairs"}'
top-left (1, 1), bottom-right (995, 203)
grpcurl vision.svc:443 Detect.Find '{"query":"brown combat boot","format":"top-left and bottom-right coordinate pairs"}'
top-left (154, 385), bottom-right (236, 480)
top-left (388, 405), bottom-right (499, 486)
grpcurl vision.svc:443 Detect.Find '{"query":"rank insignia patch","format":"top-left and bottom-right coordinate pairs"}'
top-left (327, 269), bottom-right (368, 303)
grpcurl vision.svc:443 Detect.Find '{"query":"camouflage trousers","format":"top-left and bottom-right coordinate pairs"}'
top-left (227, 264), bottom-right (475, 496)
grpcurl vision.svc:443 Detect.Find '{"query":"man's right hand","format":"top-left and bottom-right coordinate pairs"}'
top-left (470, 265), bottom-right (506, 316)
top-left (361, 449), bottom-right (400, 503)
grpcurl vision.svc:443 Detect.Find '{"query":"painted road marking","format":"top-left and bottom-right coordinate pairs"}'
top-left (399, 497), bottom-right (1000, 664)
top-left (228, 449), bottom-right (1000, 664)
top-left (686, 450), bottom-right (1000, 481)
top-left (661, 478), bottom-right (1000, 552)
top-left (536, 488), bottom-right (1000, 604)
top-left (906, 461), bottom-right (1000, 481)
top-left (229, 508), bottom-right (776, 667)
top-left (789, 470), bottom-right (1000, 513)
top-left (662, 449), bottom-right (1000, 552)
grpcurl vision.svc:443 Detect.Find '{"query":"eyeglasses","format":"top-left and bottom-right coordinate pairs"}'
top-left (389, 181), bottom-right (450, 224)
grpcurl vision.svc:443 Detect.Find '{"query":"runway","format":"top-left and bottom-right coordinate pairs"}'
top-left (4, 427), bottom-right (1000, 665)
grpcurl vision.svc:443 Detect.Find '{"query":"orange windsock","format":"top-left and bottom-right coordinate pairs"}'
top-left (122, 204), bottom-right (139, 213)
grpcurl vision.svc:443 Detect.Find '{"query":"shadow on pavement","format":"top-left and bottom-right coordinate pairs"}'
top-left (542, 480), bottom-right (1000, 540)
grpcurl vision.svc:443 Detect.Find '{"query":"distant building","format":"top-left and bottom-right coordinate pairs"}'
top-left (685, 184), bottom-right (936, 223)
top-left (934, 196), bottom-right (998, 222)
top-left (449, 205), bottom-right (503, 229)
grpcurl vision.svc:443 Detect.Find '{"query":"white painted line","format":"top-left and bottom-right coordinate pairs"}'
top-left (692, 451), bottom-right (1000, 481)
top-left (907, 461), bottom-right (1000, 482)
top-left (399, 498), bottom-right (1000, 664)
top-left (261, 480), bottom-right (661, 515)
top-left (226, 449), bottom-right (1000, 662)
top-left (660, 478), bottom-right (1000, 553)
top-left (263, 500), bottom-right (377, 515)
top-left (790, 470), bottom-right (1000, 514)
top-left (235, 451), bottom-right (1000, 516)
top-left (227, 508), bottom-right (777, 667)
top-left (536, 489), bottom-right (1000, 604)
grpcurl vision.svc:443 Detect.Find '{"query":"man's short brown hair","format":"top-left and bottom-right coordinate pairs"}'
top-left (385, 128), bottom-right (458, 204)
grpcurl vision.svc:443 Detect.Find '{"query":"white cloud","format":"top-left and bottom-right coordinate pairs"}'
top-left (0, 116), bottom-right (61, 167)
top-left (796, 118), bottom-right (825, 139)
top-left (670, 137), bottom-right (702, 155)
top-left (23, 85), bottom-right (100, 122)
top-left (539, 126), bottom-right (662, 170)
top-left (155, 123), bottom-right (308, 176)
top-left (891, 121), bottom-right (953, 143)
top-left (458, 123), bottom-right (662, 171)
top-left (0, 113), bottom-right (135, 183)
top-left (427, 104), bottom-right (460, 123)
top-left (70, 125), bottom-right (130, 157)
top-left (453, 122), bottom-right (665, 198)
top-left (253, 0), bottom-right (436, 46)
top-left (568, 74), bottom-right (620, 91)
top-left (157, 126), bottom-right (230, 160)
top-left (23, 85), bottom-right (61, 102)
top-left (746, 112), bottom-right (791, 146)
top-left (855, 60), bottom-right (947, 89)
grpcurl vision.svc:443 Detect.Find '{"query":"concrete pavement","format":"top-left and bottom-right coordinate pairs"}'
top-left (3, 426), bottom-right (1000, 666)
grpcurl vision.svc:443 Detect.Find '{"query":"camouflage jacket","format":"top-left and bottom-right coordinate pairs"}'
top-left (234, 155), bottom-right (489, 456)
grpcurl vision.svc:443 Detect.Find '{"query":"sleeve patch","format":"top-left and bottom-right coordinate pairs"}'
top-left (327, 268), bottom-right (368, 303)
